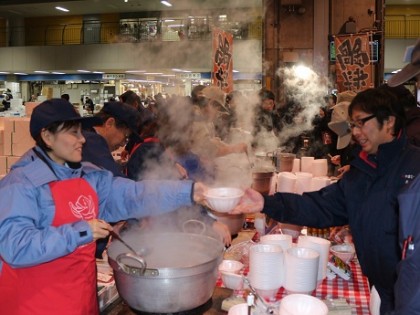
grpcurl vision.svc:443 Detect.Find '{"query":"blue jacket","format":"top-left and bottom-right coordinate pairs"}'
top-left (394, 175), bottom-right (420, 315)
top-left (263, 134), bottom-right (420, 310)
top-left (0, 147), bottom-right (194, 270)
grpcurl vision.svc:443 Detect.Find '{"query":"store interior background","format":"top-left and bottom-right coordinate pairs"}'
top-left (0, 0), bottom-right (418, 108)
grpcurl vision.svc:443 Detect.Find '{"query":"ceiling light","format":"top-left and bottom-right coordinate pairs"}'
top-left (144, 72), bottom-right (163, 75)
top-left (77, 70), bottom-right (90, 73)
top-left (161, 1), bottom-right (172, 7)
top-left (14, 72), bottom-right (28, 75)
top-left (126, 70), bottom-right (146, 73)
top-left (55, 6), bottom-right (69, 12)
top-left (124, 0), bottom-right (128, 2)
top-left (93, 71), bottom-right (104, 74)
top-left (0, 71), bottom-right (10, 74)
top-left (52, 72), bottom-right (66, 74)
top-left (34, 70), bottom-right (49, 73)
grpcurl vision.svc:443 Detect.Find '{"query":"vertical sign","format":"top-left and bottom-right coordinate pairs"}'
top-left (212, 28), bottom-right (233, 93)
top-left (334, 34), bottom-right (372, 92)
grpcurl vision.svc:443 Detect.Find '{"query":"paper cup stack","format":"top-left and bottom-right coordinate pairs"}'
top-left (297, 236), bottom-right (331, 284)
top-left (283, 247), bottom-right (319, 295)
top-left (248, 244), bottom-right (284, 300)
top-left (260, 234), bottom-right (293, 253)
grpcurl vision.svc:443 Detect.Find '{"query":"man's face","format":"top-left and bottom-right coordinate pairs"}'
top-left (350, 109), bottom-right (395, 155)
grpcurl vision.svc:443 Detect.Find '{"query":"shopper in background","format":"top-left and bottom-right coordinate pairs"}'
top-left (0, 98), bottom-right (209, 315)
top-left (61, 93), bottom-right (70, 102)
top-left (231, 88), bottom-right (420, 315)
top-left (82, 101), bottom-right (141, 177)
top-left (379, 84), bottom-right (420, 146)
top-left (386, 37), bottom-right (420, 315)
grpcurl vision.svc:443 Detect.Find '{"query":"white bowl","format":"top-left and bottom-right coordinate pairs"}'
top-left (228, 303), bottom-right (251, 315)
top-left (204, 187), bottom-right (244, 213)
top-left (221, 271), bottom-right (244, 290)
top-left (219, 259), bottom-right (244, 274)
top-left (279, 294), bottom-right (328, 315)
top-left (330, 243), bottom-right (355, 263)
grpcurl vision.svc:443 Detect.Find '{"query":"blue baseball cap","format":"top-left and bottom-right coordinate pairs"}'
top-left (30, 98), bottom-right (102, 139)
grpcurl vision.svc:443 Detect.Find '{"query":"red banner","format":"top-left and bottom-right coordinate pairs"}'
top-left (212, 28), bottom-right (233, 93)
top-left (334, 34), bottom-right (373, 93)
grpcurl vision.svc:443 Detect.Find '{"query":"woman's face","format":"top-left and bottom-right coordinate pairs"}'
top-left (42, 123), bottom-right (86, 165)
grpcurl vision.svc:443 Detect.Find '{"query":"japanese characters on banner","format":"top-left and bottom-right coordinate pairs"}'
top-left (334, 33), bottom-right (373, 93)
top-left (212, 28), bottom-right (233, 93)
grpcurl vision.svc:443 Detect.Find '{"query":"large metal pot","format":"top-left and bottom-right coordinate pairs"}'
top-left (107, 231), bottom-right (224, 313)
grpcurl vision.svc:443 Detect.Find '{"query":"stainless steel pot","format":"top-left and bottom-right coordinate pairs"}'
top-left (107, 231), bottom-right (224, 313)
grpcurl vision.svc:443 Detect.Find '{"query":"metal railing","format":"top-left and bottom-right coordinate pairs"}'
top-left (385, 15), bottom-right (420, 38)
top-left (0, 19), bottom-right (263, 47)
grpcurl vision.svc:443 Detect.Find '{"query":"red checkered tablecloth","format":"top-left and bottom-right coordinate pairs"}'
top-left (216, 259), bottom-right (371, 315)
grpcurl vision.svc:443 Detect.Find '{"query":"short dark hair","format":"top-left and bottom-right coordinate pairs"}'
top-left (349, 88), bottom-right (406, 136)
top-left (120, 90), bottom-right (141, 107)
top-left (61, 94), bottom-right (70, 101)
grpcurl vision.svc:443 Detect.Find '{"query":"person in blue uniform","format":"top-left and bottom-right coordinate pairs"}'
top-left (0, 98), bottom-right (209, 315)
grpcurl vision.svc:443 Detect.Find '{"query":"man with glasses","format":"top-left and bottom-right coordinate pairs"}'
top-left (230, 88), bottom-right (420, 315)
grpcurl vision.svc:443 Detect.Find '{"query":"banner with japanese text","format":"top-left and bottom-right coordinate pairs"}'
top-left (212, 28), bottom-right (233, 93)
top-left (334, 34), bottom-right (373, 92)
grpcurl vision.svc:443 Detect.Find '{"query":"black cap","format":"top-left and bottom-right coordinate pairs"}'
top-left (30, 98), bottom-right (102, 139)
top-left (100, 101), bottom-right (141, 138)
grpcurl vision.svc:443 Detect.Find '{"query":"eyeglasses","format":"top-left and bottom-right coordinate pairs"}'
top-left (348, 114), bottom-right (376, 129)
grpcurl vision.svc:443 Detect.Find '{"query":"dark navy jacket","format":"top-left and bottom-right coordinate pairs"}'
top-left (82, 130), bottom-right (125, 177)
top-left (394, 175), bottom-right (420, 315)
top-left (263, 133), bottom-right (420, 312)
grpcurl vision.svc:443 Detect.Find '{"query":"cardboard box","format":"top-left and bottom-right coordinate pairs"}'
top-left (6, 156), bottom-right (21, 170)
top-left (25, 102), bottom-right (40, 116)
top-left (0, 156), bottom-right (6, 175)
top-left (3, 131), bottom-right (12, 156)
top-left (12, 142), bottom-right (33, 157)
top-left (13, 118), bottom-right (31, 139)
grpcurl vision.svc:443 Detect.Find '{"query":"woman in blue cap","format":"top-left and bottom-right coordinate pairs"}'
top-left (0, 98), bottom-right (208, 315)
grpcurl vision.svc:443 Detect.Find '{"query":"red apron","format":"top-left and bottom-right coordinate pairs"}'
top-left (0, 178), bottom-right (99, 315)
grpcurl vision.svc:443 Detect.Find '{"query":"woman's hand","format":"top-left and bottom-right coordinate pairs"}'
top-left (87, 219), bottom-right (113, 241)
top-left (192, 182), bottom-right (208, 205)
top-left (229, 188), bottom-right (264, 215)
top-left (212, 221), bottom-right (232, 247)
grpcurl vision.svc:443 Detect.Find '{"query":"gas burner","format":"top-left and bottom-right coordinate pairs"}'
top-left (131, 298), bottom-right (212, 315)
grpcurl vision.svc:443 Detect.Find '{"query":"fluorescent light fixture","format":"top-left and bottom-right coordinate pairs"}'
top-left (391, 69), bottom-right (401, 74)
top-left (55, 6), bottom-right (69, 12)
top-left (162, 74), bottom-right (176, 77)
top-left (164, 19), bottom-right (175, 22)
top-left (52, 72), bottom-right (66, 74)
top-left (233, 70), bottom-right (239, 73)
top-left (161, 1), bottom-right (172, 7)
top-left (77, 70), bottom-right (90, 73)
top-left (168, 24), bottom-right (184, 28)
top-left (0, 71), bottom-right (9, 74)
top-left (34, 70), bottom-right (49, 73)
top-left (14, 72), bottom-right (28, 75)
top-left (125, 70), bottom-right (146, 73)
top-left (172, 68), bottom-right (191, 73)
top-left (93, 71), bottom-right (104, 74)
top-left (144, 72), bottom-right (163, 75)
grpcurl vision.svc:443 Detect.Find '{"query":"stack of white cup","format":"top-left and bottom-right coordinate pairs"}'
top-left (297, 235), bottom-right (331, 285)
top-left (248, 244), bottom-right (284, 301)
top-left (283, 247), bottom-right (320, 295)
top-left (260, 234), bottom-right (293, 253)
